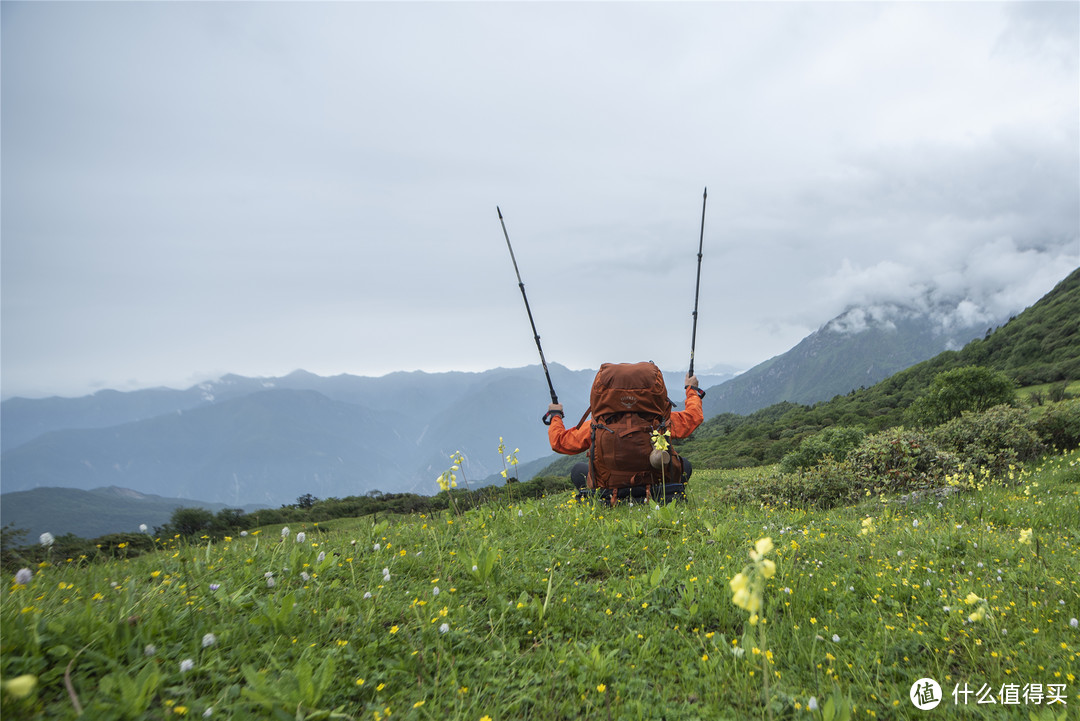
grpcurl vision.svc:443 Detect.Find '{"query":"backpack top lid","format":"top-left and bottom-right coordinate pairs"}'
top-left (589, 362), bottom-right (672, 419)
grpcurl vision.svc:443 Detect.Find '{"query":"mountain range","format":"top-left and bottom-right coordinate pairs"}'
top-left (0, 486), bottom-right (236, 542)
top-left (702, 303), bottom-right (1004, 416)
top-left (0, 289), bottom-right (1038, 533)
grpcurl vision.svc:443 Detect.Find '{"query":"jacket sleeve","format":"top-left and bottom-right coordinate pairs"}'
top-left (669, 387), bottom-right (704, 439)
top-left (548, 414), bottom-right (592, 455)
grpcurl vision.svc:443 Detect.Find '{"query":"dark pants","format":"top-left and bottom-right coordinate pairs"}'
top-left (571, 459), bottom-right (693, 491)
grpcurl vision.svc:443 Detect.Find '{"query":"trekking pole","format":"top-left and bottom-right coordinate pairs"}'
top-left (688, 187), bottom-right (707, 378)
top-left (497, 207), bottom-right (560, 424)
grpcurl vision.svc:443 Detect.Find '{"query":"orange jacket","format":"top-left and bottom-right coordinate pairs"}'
top-left (548, 386), bottom-right (704, 455)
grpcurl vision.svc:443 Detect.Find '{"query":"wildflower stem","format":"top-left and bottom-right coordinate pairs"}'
top-left (759, 617), bottom-right (772, 721)
top-left (64, 646), bottom-right (89, 715)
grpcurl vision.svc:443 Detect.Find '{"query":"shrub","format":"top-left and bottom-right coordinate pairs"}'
top-left (846, 427), bottom-right (956, 494)
top-left (1031, 398), bottom-right (1080, 451)
top-left (779, 426), bottom-right (866, 473)
top-left (930, 404), bottom-right (1044, 475)
top-left (905, 366), bottom-right (1016, 428)
top-left (718, 467), bottom-right (858, 509)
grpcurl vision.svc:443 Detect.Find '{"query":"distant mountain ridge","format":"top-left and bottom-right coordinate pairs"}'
top-left (0, 364), bottom-right (735, 509)
top-left (702, 303), bottom-right (1006, 416)
top-left (2, 275), bottom-right (1062, 513)
top-left (0, 486), bottom-right (238, 542)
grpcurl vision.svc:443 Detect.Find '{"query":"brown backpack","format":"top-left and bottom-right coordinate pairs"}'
top-left (582, 362), bottom-right (684, 491)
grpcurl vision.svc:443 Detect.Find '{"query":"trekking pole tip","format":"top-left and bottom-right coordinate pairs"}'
top-left (497, 206), bottom-right (503, 218)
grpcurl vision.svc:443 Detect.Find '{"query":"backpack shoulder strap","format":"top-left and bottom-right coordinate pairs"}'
top-left (572, 407), bottom-right (591, 430)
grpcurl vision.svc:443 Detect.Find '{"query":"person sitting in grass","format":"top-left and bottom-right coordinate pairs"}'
top-left (545, 362), bottom-right (704, 500)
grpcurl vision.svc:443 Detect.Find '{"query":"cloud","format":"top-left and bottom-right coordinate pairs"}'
top-left (1, 2), bottom-right (1077, 397)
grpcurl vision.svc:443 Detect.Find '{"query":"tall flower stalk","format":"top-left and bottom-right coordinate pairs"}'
top-left (730, 537), bottom-right (777, 721)
top-left (437, 451), bottom-right (468, 515)
top-left (498, 437), bottom-right (520, 504)
top-left (651, 429), bottom-right (672, 500)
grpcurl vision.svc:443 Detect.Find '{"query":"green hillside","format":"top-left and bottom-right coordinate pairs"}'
top-left (3, 452), bottom-right (1077, 719)
top-left (677, 267), bottom-right (1079, 468)
top-left (0, 487), bottom-right (240, 542)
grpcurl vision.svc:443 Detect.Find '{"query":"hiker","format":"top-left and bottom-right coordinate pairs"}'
top-left (545, 362), bottom-right (705, 501)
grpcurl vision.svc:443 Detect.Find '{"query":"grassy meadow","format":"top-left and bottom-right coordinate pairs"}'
top-left (3, 451), bottom-right (1079, 720)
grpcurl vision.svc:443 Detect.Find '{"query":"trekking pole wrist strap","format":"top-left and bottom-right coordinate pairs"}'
top-left (543, 410), bottom-right (564, 425)
top-left (686, 386), bottom-right (706, 399)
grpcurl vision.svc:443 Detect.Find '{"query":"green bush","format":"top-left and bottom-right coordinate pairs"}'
top-left (846, 427), bottom-right (956, 494)
top-left (721, 428), bottom-right (960, 508)
top-left (905, 365), bottom-right (1016, 428)
top-left (930, 404), bottom-right (1044, 475)
top-left (779, 426), bottom-right (866, 473)
top-left (1031, 398), bottom-right (1080, 451)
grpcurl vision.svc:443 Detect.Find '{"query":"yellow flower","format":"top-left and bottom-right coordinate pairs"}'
top-left (965, 592), bottom-right (981, 605)
top-left (760, 559), bottom-right (777, 579)
top-left (755, 537), bottom-right (774, 556)
top-left (481, 716), bottom-right (493, 721)
top-left (389, 625), bottom-right (399, 634)
top-left (596, 684), bottom-right (607, 693)
top-left (1019, 528), bottom-right (1033, 545)
top-left (650, 429), bottom-right (671, 452)
top-left (2, 674), bottom-right (37, 699)
top-left (968, 607), bottom-right (986, 623)
top-left (729, 572), bottom-right (749, 593)
top-left (413, 700), bottom-right (425, 709)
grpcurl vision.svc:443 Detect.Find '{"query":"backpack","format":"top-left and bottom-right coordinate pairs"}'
top-left (582, 362), bottom-right (684, 492)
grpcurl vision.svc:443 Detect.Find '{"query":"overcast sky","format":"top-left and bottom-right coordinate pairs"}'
top-left (2, 1), bottom-right (1078, 400)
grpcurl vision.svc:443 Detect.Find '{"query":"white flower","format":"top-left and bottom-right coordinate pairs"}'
top-left (439, 623), bottom-right (450, 634)
top-left (180, 659), bottom-right (194, 673)
top-left (139, 524), bottom-right (148, 533)
top-left (472, 565), bottom-right (479, 572)
top-left (296, 532), bottom-right (306, 544)
top-left (912, 519), bottom-right (919, 528)
top-left (808, 697), bottom-right (819, 711)
top-left (144, 644), bottom-right (157, 656)
top-left (373, 543), bottom-right (381, 551)
top-left (517, 510), bottom-right (523, 517)
top-left (264, 572), bottom-right (274, 578)
top-left (39, 532), bottom-right (55, 547)
top-left (382, 567), bottom-right (391, 580)
top-left (317, 551), bottom-right (326, 563)
top-left (433, 586), bottom-right (440, 596)
top-left (831, 634), bottom-right (840, 643)
top-left (266, 577), bottom-right (275, 588)
top-left (202, 633), bottom-right (217, 648)
top-left (1071, 618), bottom-right (1079, 628)
top-left (897, 550), bottom-right (903, 557)
top-left (363, 592), bottom-right (372, 599)
top-left (281, 526), bottom-right (290, 538)
top-left (240, 531), bottom-right (248, 536)
top-left (301, 572), bottom-right (310, 582)
top-left (203, 708), bottom-right (213, 718)
top-left (14, 568), bottom-right (32, 585)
